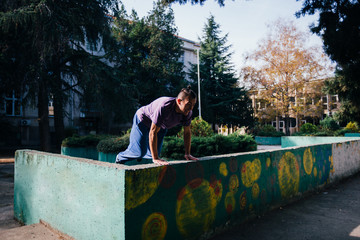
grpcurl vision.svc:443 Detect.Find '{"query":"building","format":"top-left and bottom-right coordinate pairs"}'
top-left (249, 79), bottom-right (341, 134)
top-left (1, 36), bottom-right (200, 148)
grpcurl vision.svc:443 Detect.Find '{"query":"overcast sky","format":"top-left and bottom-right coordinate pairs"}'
top-left (120, 0), bottom-right (324, 74)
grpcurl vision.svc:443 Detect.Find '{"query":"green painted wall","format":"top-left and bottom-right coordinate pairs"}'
top-left (255, 136), bottom-right (281, 145)
top-left (61, 146), bottom-right (98, 160)
top-left (281, 136), bottom-right (360, 148)
top-left (98, 152), bottom-right (117, 163)
top-left (14, 150), bottom-right (125, 240)
top-left (14, 139), bottom-right (360, 240)
top-left (98, 152), bottom-right (154, 165)
top-left (344, 133), bottom-right (360, 137)
top-left (124, 145), bottom-right (333, 239)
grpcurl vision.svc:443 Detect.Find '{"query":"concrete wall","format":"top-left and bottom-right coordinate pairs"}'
top-left (281, 136), bottom-right (360, 148)
top-left (14, 139), bottom-right (360, 240)
top-left (255, 136), bottom-right (281, 145)
top-left (61, 147), bottom-right (98, 160)
top-left (14, 151), bottom-right (126, 240)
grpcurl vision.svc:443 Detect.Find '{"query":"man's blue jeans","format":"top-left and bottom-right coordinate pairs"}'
top-left (115, 114), bottom-right (167, 164)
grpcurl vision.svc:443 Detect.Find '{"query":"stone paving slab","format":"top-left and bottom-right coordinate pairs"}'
top-left (210, 173), bottom-right (360, 240)
top-left (0, 223), bottom-right (67, 240)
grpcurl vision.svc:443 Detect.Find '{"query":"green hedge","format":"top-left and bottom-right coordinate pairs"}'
top-left (96, 134), bottom-right (130, 153)
top-left (61, 135), bottom-right (114, 148)
top-left (253, 124), bottom-right (285, 137)
top-left (161, 134), bottom-right (257, 160)
top-left (96, 133), bottom-right (257, 159)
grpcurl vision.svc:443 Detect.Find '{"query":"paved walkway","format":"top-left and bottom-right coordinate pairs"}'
top-left (0, 158), bottom-right (70, 240)
top-left (1, 151), bottom-right (360, 240)
top-left (211, 173), bottom-right (360, 240)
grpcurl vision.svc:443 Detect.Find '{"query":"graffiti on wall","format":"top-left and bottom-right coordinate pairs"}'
top-left (125, 145), bottom-right (333, 240)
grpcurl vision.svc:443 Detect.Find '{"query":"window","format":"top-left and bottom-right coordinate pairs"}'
top-left (49, 95), bottom-right (54, 116)
top-left (178, 53), bottom-right (185, 63)
top-left (4, 90), bottom-right (22, 116)
top-left (305, 98), bottom-right (312, 105)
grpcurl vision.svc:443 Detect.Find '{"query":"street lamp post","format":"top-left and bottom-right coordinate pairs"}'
top-left (197, 48), bottom-right (202, 119)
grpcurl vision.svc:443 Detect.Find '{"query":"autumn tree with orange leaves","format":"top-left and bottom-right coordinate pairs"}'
top-left (241, 19), bottom-right (334, 135)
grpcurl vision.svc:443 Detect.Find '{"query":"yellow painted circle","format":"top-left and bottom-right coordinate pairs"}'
top-left (241, 159), bottom-right (262, 188)
top-left (229, 174), bottom-right (239, 193)
top-left (142, 212), bottom-right (167, 240)
top-left (303, 148), bottom-right (314, 175)
top-left (176, 180), bottom-right (218, 238)
top-left (252, 183), bottom-right (260, 199)
top-left (219, 162), bottom-right (228, 177)
top-left (278, 152), bottom-right (300, 199)
top-left (252, 159), bottom-right (262, 181)
top-left (266, 158), bottom-right (271, 168)
top-left (224, 192), bottom-right (236, 213)
top-left (314, 167), bottom-right (318, 177)
top-left (239, 191), bottom-right (247, 210)
top-left (211, 180), bottom-right (223, 204)
top-left (125, 167), bottom-right (162, 210)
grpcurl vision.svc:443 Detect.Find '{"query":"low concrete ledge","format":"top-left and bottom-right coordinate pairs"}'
top-left (255, 136), bottom-right (281, 145)
top-left (14, 139), bottom-right (360, 239)
top-left (61, 146), bottom-right (98, 160)
top-left (281, 136), bottom-right (360, 148)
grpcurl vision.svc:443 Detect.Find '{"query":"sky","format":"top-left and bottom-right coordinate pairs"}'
top-left (120, 0), bottom-right (323, 73)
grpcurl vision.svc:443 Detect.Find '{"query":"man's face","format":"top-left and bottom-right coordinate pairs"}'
top-left (178, 97), bottom-right (196, 116)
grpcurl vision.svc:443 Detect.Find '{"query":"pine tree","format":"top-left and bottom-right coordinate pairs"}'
top-left (0, 0), bottom-right (120, 150)
top-left (190, 15), bottom-right (253, 127)
top-left (113, 2), bottom-right (185, 108)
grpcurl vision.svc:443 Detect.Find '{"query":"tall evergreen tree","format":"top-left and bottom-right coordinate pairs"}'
top-left (189, 15), bottom-right (253, 127)
top-left (0, 0), bottom-right (119, 150)
top-left (113, 1), bottom-right (185, 108)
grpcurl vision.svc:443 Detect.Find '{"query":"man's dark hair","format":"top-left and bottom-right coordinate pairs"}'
top-left (177, 85), bottom-right (197, 100)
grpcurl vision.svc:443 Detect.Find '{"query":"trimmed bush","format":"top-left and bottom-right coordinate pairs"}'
top-left (334, 128), bottom-right (353, 136)
top-left (62, 135), bottom-right (113, 148)
top-left (300, 123), bottom-right (318, 134)
top-left (96, 133), bottom-right (130, 153)
top-left (253, 124), bottom-right (285, 137)
top-left (161, 134), bottom-right (257, 159)
top-left (312, 131), bottom-right (334, 136)
top-left (345, 122), bottom-right (359, 132)
top-left (320, 116), bottom-right (340, 131)
top-left (177, 117), bottom-right (214, 137)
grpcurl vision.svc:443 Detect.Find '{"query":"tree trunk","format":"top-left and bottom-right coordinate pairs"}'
top-left (38, 79), bottom-right (51, 152)
top-left (53, 69), bottom-right (65, 150)
top-left (275, 116), bottom-right (280, 131)
top-left (285, 115), bottom-right (290, 136)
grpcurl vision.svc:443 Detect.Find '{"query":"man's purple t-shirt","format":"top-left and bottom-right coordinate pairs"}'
top-left (136, 97), bottom-right (192, 129)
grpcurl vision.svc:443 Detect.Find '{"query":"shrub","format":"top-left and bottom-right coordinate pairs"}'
top-left (345, 121), bottom-right (359, 132)
top-left (177, 117), bottom-right (214, 137)
top-left (312, 131), bottom-right (334, 136)
top-left (96, 133), bottom-right (130, 153)
top-left (334, 128), bottom-right (352, 136)
top-left (320, 116), bottom-right (340, 131)
top-left (253, 124), bottom-right (285, 137)
top-left (300, 123), bottom-right (318, 134)
top-left (161, 134), bottom-right (257, 159)
top-left (62, 135), bottom-right (112, 148)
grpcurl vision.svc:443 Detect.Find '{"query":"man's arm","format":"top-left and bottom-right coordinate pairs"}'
top-left (149, 122), bottom-right (169, 165)
top-left (184, 125), bottom-right (199, 161)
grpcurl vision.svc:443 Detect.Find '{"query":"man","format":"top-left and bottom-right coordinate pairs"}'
top-left (116, 86), bottom-right (199, 165)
